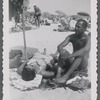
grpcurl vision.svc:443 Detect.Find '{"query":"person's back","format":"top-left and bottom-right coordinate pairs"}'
top-left (35, 7), bottom-right (40, 13)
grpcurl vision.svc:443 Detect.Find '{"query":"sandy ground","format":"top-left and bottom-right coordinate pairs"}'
top-left (9, 24), bottom-right (91, 100)
top-left (9, 24), bottom-right (73, 54)
top-left (10, 86), bottom-right (91, 100)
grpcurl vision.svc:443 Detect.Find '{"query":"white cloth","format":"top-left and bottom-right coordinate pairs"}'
top-left (69, 20), bottom-right (77, 30)
top-left (9, 68), bottom-right (42, 91)
top-left (27, 53), bottom-right (53, 73)
top-left (27, 53), bottom-right (53, 67)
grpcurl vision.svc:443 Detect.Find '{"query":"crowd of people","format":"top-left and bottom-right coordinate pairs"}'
top-left (13, 4), bottom-right (90, 33)
top-left (14, 5), bottom-right (41, 28)
top-left (9, 19), bottom-right (91, 88)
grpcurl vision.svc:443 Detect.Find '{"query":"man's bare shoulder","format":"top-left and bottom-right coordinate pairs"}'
top-left (67, 33), bottom-right (76, 41)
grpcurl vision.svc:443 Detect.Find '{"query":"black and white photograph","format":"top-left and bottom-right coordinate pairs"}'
top-left (3, 0), bottom-right (97, 100)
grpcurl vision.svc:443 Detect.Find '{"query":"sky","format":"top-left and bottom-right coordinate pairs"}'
top-left (28, 0), bottom-right (90, 15)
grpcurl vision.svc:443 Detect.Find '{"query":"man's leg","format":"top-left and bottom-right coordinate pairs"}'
top-left (15, 22), bottom-right (17, 28)
top-left (35, 17), bottom-right (38, 27)
top-left (56, 49), bottom-right (71, 78)
top-left (55, 57), bottom-right (82, 83)
top-left (76, 56), bottom-right (88, 77)
top-left (78, 56), bottom-right (88, 70)
top-left (37, 16), bottom-right (41, 27)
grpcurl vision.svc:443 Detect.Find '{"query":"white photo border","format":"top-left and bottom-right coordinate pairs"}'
top-left (3, 0), bottom-right (97, 100)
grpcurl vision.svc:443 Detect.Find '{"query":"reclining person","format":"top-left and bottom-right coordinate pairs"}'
top-left (55, 19), bottom-right (91, 84)
top-left (15, 52), bottom-right (57, 81)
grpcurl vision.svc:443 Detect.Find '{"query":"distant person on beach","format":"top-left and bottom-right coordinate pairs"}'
top-left (45, 20), bottom-right (50, 26)
top-left (69, 18), bottom-right (77, 31)
top-left (33, 5), bottom-right (41, 27)
top-left (15, 12), bottom-right (20, 28)
top-left (55, 19), bottom-right (91, 84)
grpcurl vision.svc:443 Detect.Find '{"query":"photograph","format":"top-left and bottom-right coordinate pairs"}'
top-left (3, 0), bottom-right (97, 100)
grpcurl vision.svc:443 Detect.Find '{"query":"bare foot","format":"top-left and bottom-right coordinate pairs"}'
top-left (54, 77), bottom-right (68, 84)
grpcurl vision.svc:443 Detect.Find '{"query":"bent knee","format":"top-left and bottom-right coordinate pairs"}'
top-left (61, 49), bottom-right (70, 55)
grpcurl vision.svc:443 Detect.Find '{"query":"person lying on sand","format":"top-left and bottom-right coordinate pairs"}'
top-left (54, 19), bottom-right (91, 84)
top-left (10, 49), bottom-right (58, 81)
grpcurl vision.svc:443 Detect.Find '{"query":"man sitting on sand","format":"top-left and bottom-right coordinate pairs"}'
top-left (55, 19), bottom-right (91, 84)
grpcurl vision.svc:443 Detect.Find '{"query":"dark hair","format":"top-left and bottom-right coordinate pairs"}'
top-left (77, 19), bottom-right (88, 29)
top-left (22, 67), bottom-right (36, 81)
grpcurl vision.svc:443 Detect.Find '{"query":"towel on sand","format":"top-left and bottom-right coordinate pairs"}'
top-left (9, 68), bottom-right (42, 91)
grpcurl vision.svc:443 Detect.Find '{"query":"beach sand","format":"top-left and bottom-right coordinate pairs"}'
top-left (9, 24), bottom-right (91, 100)
top-left (10, 85), bottom-right (91, 100)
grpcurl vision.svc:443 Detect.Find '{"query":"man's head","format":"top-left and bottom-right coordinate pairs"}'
top-left (33, 4), bottom-right (37, 9)
top-left (75, 19), bottom-right (88, 35)
top-left (22, 66), bottom-right (36, 81)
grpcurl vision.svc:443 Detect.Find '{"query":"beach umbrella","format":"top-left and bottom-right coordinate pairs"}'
top-left (43, 12), bottom-right (51, 15)
top-left (22, 0), bottom-right (29, 60)
top-left (23, 11), bottom-right (30, 16)
top-left (71, 15), bottom-right (83, 21)
top-left (42, 12), bottom-right (52, 19)
top-left (43, 12), bottom-right (51, 16)
top-left (27, 8), bottom-right (34, 12)
top-left (77, 12), bottom-right (90, 17)
top-left (55, 10), bottom-right (67, 17)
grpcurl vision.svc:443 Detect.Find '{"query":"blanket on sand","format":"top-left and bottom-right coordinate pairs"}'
top-left (10, 68), bottom-right (90, 91)
top-left (9, 68), bottom-right (42, 91)
top-left (9, 48), bottom-right (91, 91)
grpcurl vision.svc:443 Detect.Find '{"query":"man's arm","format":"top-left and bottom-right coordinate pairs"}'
top-left (39, 66), bottom-right (54, 77)
top-left (56, 67), bottom-right (62, 78)
top-left (17, 61), bottom-right (27, 75)
top-left (57, 36), bottom-right (70, 53)
top-left (69, 36), bottom-right (91, 58)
